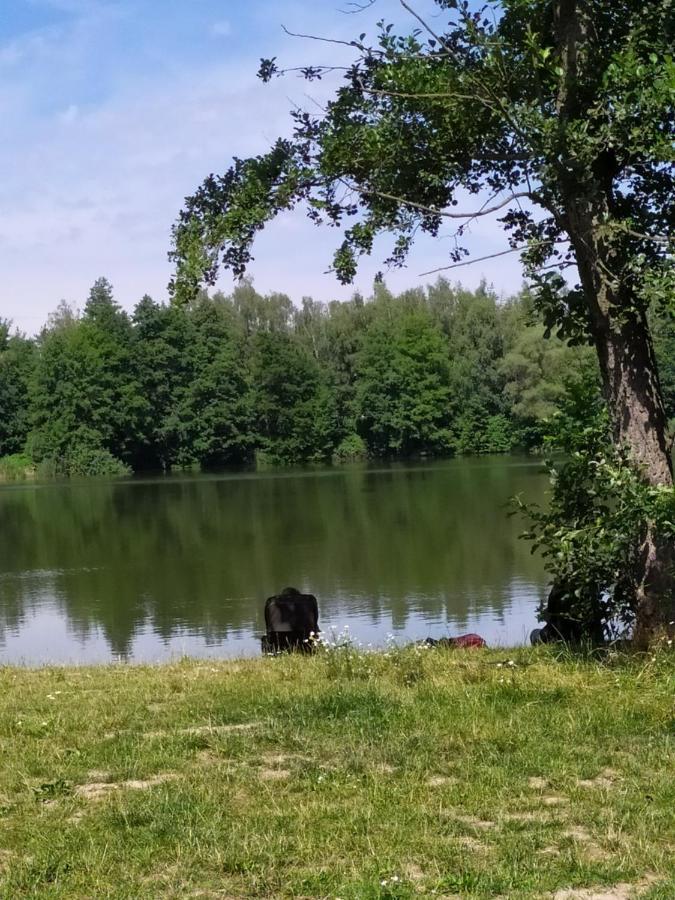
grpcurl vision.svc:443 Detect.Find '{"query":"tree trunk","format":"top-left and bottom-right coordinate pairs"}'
top-left (569, 219), bottom-right (674, 641)
top-left (597, 313), bottom-right (675, 645)
top-left (553, 184), bottom-right (675, 640)
top-left (596, 313), bottom-right (673, 489)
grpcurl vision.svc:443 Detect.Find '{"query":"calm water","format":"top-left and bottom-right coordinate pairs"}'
top-left (0, 457), bottom-right (550, 664)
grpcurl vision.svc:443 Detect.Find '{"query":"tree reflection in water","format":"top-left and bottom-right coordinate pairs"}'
top-left (0, 458), bottom-right (549, 663)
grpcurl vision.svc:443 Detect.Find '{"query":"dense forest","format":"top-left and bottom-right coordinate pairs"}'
top-left (1, 277), bottom-right (673, 477)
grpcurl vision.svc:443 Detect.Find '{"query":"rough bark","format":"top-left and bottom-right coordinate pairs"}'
top-left (561, 185), bottom-right (673, 488)
top-left (633, 531), bottom-right (675, 648)
top-left (596, 315), bottom-right (673, 488)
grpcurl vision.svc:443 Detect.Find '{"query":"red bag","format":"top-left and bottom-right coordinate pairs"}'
top-left (425, 633), bottom-right (487, 649)
top-left (449, 633), bottom-right (487, 649)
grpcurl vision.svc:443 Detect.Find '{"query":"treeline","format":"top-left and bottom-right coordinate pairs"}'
top-left (1, 277), bottom-right (673, 477)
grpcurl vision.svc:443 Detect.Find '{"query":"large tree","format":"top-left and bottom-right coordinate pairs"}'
top-left (171, 0), bottom-right (674, 635)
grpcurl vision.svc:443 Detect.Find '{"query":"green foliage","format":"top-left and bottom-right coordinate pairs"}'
top-left (332, 433), bottom-right (368, 464)
top-left (0, 321), bottom-right (35, 457)
top-left (500, 316), bottom-right (596, 448)
top-left (53, 443), bottom-right (131, 479)
top-left (131, 295), bottom-right (190, 470)
top-left (29, 281), bottom-right (140, 476)
top-left (163, 299), bottom-right (255, 470)
top-left (355, 307), bottom-right (453, 457)
top-left (453, 411), bottom-right (516, 456)
top-left (652, 310), bottom-right (675, 425)
top-left (252, 330), bottom-right (338, 465)
top-left (0, 453), bottom-right (35, 482)
top-left (516, 374), bottom-right (675, 639)
top-left (4, 277), bottom-right (672, 477)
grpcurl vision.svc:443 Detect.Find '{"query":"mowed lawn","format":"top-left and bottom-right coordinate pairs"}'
top-left (0, 647), bottom-right (673, 898)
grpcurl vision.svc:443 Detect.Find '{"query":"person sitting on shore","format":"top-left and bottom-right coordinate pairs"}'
top-left (530, 579), bottom-right (605, 645)
top-left (262, 587), bottom-right (319, 653)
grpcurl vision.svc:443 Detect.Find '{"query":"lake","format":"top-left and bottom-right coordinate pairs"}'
top-left (0, 457), bottom-right (550, 664)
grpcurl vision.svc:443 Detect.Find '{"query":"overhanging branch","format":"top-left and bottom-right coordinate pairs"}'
top-left (339, 180), bottom-right (533, 220)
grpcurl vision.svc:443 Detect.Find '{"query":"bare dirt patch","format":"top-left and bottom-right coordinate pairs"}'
top-left (258, 768), bottom-right (290, 781)
top-left (103, 722), bottom-right (262, 741)
top-left (75, 773), bottom-right (178, 801)
top-left (454, 814), bottom-right (495, 830)
top-left (553, 875), bottom-right (657, 899)
top-left (503, 811), bottom-right (550, 823)
top-left (542, 795), bottom-right (569, 807)
top-left (144, 722), bottom-right (262, 739)
top-left (427, 774), bottom-right (456, 787)
top-left (577, 768), bottom-right (621, 790)
top-left (404, 862), bottom-right (426, 882)
top-left (196, 749), bottom-right (221, 765)
top-left (562, 826), bottom-right (606, 862)
top-left (528, 776), bottom-right (549, 790)
top-left (260, 752), bottom-right (310, 766)
top-left (86, 769), bottom-right (112, 781)
top-left (189, 893), bottom-right (244, 899)
top-left (456, 836), bottom-right (487, 851)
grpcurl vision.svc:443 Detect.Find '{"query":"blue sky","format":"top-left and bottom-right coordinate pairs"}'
top-left (0, 0), bottom-right (525, 331)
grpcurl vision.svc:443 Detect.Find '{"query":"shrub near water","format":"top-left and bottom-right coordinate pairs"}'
top-left (516, 373), bottom-right (675, 641)
top-left (0, 453), bottom-right (35, 482)
top-left (0, 646), bottom-right (673, 898)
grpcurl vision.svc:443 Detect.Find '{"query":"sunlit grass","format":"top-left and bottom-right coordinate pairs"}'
top-left (0, 645), bottom-right (673, 898)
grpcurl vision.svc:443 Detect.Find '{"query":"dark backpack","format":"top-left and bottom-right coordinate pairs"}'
top-left (262, 587), bottom-right (319, 653)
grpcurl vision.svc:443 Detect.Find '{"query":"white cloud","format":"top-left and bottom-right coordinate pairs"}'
top-left (59, 103), bottom-right (80, 123)
top-left (210, 20), bottom-right (232, 38)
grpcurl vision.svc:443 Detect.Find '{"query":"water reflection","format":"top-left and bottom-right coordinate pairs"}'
top-left (0, 458), bottom-right (550, 663)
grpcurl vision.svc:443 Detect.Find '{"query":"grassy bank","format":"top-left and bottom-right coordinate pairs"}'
top-left (0, 647), bottom-right (673, 899)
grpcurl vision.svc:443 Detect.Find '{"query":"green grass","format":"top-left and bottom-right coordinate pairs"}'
top-left (0, 646), bottom-right (673, 898)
